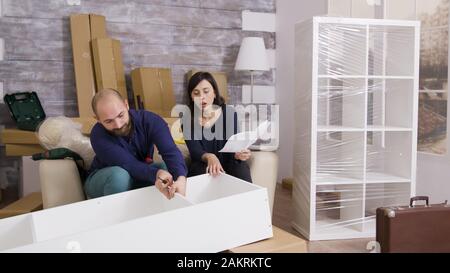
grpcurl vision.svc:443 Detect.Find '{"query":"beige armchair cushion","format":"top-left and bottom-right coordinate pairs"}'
top-left (39, 159), bottom-right (85, 209)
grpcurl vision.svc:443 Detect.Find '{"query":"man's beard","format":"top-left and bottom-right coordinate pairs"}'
top-left (111, 120), bottom-right (132, 137)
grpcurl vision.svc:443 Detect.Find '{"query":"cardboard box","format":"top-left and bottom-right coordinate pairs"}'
top-left (91, 38), bottom-right (127, 100)
top-left (186, 70), bottom-right (229, 102)
top-left (92, 38), bottom-right (117, 92)
top-left (0, 192), bottom-right (43, 219)
top-left (1, 129), bottom-right (40, 144)
top-left (112, 39), bottom-right (127, 100)
top-left (229, 226), bottom-right (308, 253)
top-left (69, 13), bottom-right (108, 118)
top-left (131, 68), bottom-right (176, 117)
top-left (70, 14), bottom-right (97, 117)
top-left (89, 14), bottom-right (107, 40)
top-left (0, 174), bottom-right (272, 252)
top-left (5, 144), bottom-right (45, 156)
top-left (71, 117), bottom-right (97, 135)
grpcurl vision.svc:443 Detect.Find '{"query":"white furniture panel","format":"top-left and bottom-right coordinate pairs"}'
top-left (0, 174), bottom-right (272, 252)
top-left (21, 156), bottom-right (41, 197)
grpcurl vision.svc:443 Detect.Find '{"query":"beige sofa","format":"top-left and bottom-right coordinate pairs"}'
top-left (39, 145), bottom-right (279, 215)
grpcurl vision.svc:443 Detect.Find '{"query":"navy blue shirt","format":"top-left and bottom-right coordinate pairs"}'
top-left (89, 109), bottom-right (187, 184)
top-left (183, 105), bottom-right (239, 165)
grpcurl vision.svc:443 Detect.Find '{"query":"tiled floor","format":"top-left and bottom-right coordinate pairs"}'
top-left (272, 183), bottom-right (375, 253)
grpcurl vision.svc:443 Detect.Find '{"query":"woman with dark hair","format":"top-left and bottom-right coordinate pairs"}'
top-left (182, 71), bottom-right (252, 182)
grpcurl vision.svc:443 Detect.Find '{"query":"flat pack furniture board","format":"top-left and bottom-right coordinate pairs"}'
top-left (69, 14), bottom-right (106, 118)
top-left (0, 174), bottom-right (272, 252)
top-left (131, 67), bottom-right (176, 118)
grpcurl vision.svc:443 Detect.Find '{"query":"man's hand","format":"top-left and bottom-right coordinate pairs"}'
top-left (203, 153), bottom-right (225, 176)
top-left (234, 149), bottom-right (251, 161)
top-left (155, 169), bottom-right (173, 199)
top-left (168, 176), bottom-right (187, 198)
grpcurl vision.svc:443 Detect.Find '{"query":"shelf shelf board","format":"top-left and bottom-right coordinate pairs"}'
top-left (365, 172), bottom-right (411, 183)
top-left (318, 75), bottom-right (414, 80)
top-left (314, 219), bottom-right (365, 238)
top-left (369, 75), bottom-right (414, 80)
top-left (315, 174), bottom-right (364, 185)
top-left (317, 125), bottom-right (365, 132)
top-left (314, 173), bottom-right (411, 184)
top-left (366, 126), bottom-right (412, 132)
top-left (313, 216), bottom-right (379, 238)
top-left (317, 125), bottom-right (412, 132)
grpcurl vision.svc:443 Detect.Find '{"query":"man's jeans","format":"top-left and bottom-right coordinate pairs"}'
top-left (84, 163), bottom-right (167, 199)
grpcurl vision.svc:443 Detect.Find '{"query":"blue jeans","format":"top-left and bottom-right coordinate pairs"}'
top-left (84, 163), bottom-right (167, 199)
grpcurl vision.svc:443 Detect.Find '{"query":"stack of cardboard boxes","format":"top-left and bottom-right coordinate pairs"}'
top-left (72, 13), bottom-right (178, 118)
top-left (70, 14), bottom-right (127, 117)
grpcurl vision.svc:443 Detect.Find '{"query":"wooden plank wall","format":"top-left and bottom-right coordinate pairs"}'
top-left (0, 0), bottom-right (275, 119)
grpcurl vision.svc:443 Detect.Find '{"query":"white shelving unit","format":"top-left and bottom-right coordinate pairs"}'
top-left (293, 17), bottom-right (420, 240)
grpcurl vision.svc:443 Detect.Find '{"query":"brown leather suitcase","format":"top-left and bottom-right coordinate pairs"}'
top-left (376, 196), bottom-right (450, 253)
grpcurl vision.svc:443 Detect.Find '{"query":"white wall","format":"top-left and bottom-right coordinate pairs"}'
top-left (276, 0), bottom-right (328, 182)
top-left (328, 0), bottom-right (384, 18)
top-left (417, 154), bottom-right (450, 201)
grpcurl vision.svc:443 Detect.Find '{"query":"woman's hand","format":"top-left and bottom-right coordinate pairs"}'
top-left (235, 149), bottom-right (251, 161)
top-left (203, 153), bottom-right (225, 176)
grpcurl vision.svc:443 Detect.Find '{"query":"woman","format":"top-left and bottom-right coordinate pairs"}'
top-left (183, 71), bottom-right (252, 183)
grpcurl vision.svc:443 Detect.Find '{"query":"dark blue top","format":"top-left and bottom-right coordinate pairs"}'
top-left (89, 109), bottom-right (187, 184)
top-left (183, 105), bottom-right (239, 165)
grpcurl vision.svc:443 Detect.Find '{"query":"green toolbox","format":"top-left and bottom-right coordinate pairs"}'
top-left (4, 92), bottom-right (46, 131)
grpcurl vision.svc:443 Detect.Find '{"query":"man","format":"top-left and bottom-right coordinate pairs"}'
top-left (85, 88), bottom-right (187, 199)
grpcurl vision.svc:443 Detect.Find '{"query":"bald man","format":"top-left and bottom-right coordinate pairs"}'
top-left (85, 88), bottom-right (187, 199)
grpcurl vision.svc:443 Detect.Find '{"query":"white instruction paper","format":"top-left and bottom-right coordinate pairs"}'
top-left (219, 121), bottom-right (270, 153)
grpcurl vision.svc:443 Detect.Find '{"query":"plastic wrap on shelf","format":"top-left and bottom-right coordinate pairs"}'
top-left (315, 184), bottom-right (364, 234)
top-left (293, 17), bottom-right (419, 240)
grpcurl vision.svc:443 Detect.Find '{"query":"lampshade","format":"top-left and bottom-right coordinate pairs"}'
top-left (235, 37), bottom-right (269, 71)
